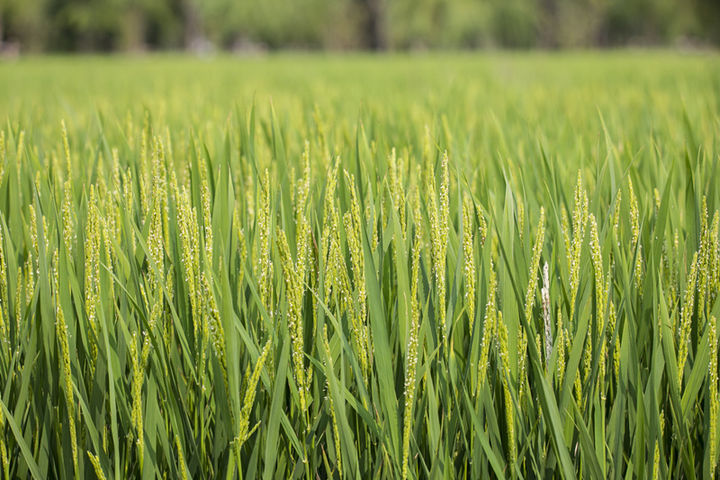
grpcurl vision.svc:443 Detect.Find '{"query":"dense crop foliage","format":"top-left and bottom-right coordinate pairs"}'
top-left (0, 53), bottom-right (719, 478)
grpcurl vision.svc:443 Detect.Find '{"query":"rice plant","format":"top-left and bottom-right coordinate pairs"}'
top-left (0, 53), bottom-right (718, 478)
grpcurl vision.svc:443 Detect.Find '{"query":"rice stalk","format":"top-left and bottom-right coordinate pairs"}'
top-left (402, 222), bottom-right (422, 480)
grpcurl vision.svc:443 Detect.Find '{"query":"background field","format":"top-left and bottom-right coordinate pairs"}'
top-left (0, 53), bottom-right (719, 478)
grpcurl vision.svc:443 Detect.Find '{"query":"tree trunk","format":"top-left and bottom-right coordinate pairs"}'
top-left (182, 0), bottom-right (203, 51)
top-left (539, 0), bottom-right (558, 48)
top-left (356, 0), bottom-right (386, 50)
top-left (121, 7), bottom-right (146, 52)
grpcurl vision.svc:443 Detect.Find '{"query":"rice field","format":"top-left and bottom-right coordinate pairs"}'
top-left (0, 52), bottom-right (719, 478)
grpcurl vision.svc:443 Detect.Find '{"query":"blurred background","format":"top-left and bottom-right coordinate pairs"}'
top-left (0, 0), bottom-right (719, 54)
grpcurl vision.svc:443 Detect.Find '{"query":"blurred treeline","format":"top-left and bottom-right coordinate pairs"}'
top-left (1, 0), bottom-right (719, 52)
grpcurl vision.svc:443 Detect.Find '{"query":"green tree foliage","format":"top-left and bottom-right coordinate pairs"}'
top-left (0, 0), bottom-right (718, 51)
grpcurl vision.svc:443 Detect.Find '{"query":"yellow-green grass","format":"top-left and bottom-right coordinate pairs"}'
top-left (0, 52), bottom-right (719, 478)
